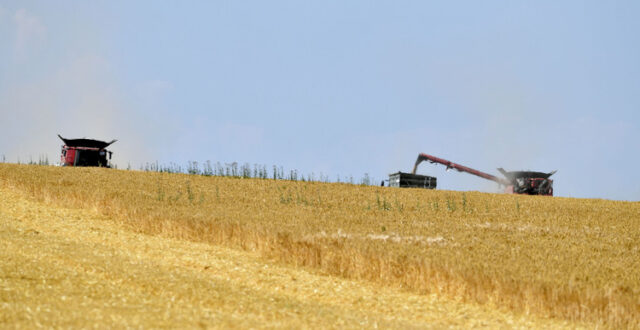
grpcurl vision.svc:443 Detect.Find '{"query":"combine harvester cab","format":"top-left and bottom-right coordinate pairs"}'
top-left (58, 134), bottom-right (117, 168)
top-left (409, 153), bottom-right (556, 196)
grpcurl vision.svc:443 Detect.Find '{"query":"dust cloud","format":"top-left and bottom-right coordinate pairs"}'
top-left (0, 7), bottom-right (173, 168)
top-left (0, 54), bottom-right (157, 168)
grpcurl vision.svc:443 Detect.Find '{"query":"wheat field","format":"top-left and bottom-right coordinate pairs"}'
top-left (0, 180), bottom-right (579, 328)
top-left (1, 163), bottom-right (638, 328)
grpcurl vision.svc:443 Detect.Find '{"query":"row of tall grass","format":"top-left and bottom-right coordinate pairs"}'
top-left (0, 154), bottom-right (379, 186)
top-left (0, 154), bottom-right (50, 166)
top-left (140, 160), bottom-right (377, 185)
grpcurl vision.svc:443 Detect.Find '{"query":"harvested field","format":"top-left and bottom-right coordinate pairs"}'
top-left (1, 163), bottom-right (639, 327)
top-left (0, 181), bottom-right (577, 328)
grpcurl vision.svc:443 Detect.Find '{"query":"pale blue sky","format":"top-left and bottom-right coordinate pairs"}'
top-left (1, 1), bottom-right (639, 200)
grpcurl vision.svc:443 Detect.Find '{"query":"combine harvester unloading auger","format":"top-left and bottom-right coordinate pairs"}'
top-left (389, 153), bottom-right (556, 196)
top-left (413, 153), bottom-right (556, 196)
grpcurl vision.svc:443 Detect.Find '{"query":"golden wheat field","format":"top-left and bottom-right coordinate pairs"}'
top-left (1, 163), bottom-right (639, 328)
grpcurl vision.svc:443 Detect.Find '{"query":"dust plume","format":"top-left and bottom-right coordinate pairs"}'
top-left (0, 6), bottom-right (174, 168)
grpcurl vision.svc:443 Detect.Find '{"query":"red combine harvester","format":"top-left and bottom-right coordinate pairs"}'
top-left (58, 134), bottom-right (117, 168)
top-left (412, 153), bottom-right (556, 196)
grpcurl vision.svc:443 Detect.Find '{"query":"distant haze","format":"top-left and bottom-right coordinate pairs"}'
top-left (0, 1), bottom-right (638, 201)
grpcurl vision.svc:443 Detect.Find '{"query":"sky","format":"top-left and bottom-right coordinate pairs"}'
top-left (0, 1), bottom-right (639, 201)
